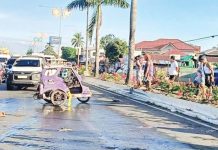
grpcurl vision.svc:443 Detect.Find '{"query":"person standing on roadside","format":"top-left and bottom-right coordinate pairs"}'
top-left (0, 63), bottom-right (3, 70)
top-left (144, 54), bottom-right (154, 91)
top-left (105, 57), bottom-right (109, 73)
top-left (192, 54), bottom-right (198, 68)
top-left (0, 63), bottom-right (4, 84)
top-left (115, 55), bottom-right (122, 72)
top-left (198, 55), bottom-right (214, 101)
top-left (168, 56), bottom-right (179, 82)
top-left (135, 55), bottom-right (143, 87)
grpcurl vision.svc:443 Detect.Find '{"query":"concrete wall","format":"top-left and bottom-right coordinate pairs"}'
top-left (134, 50), bottom-right (142, 56)
top-left (88, 48), bottom-right (105, 59)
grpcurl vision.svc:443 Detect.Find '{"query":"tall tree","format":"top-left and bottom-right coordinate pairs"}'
top-left (67, 0), bottom-right (129, 77)
top-left (26, 48), bottom-right (33, 55)
top-left (126, 0), bottom-right (137, 85)
top-left (43, 44), bottom-right (57, 57)
top-left (105, 39), bottom-right (128, 63)
top-left (71, 33), bottom-right (85, 65)
top-left (61, 47), bottom-right (77, 61)
top-left (100, 34), bottom-right (115, 50)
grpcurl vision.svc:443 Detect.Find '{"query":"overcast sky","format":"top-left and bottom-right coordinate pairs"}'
top-left (1, 0), bottom-right (218, 54)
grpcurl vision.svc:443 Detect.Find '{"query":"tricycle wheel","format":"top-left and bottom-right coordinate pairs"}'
top-left (77, 97), bottom-right (90, 103)
top-left (51, 90), bottom-right (67, 106)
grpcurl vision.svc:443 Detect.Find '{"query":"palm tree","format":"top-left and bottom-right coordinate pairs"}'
top-left (67, 0), bottom-right (129, 77)
top-left (126, 0), bottom-right (137, 85)
top-left (71, 33), bottom-right (85, 65)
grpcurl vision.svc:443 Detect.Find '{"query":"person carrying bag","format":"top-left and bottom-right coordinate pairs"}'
top-left (198, 55), bottom-right (214, 101)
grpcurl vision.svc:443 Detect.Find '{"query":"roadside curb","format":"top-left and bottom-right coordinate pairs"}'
top-left (84, 77), bottom-right (218, 126)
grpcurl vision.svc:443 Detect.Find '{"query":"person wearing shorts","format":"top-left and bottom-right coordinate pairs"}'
top-left (198, 55), bottom-right (214, 100)
top-left (168, 56), bottom-right (179, 82)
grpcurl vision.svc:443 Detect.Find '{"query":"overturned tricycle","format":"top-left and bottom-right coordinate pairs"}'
top-left (34, 66), bottom-right (92, 106)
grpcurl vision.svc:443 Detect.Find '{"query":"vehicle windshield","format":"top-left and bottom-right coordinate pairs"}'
top-left (0, 58), bottom-right (7, 63)
top-left (14, 59), bottom-right (40, 67)
top-left (7, 59), bottom-right (16, 65)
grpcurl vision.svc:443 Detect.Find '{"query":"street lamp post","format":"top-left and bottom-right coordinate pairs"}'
top-left (52, 8), bottom-right (70, 58)
top-left (85, 7), bottom-right (89, 74)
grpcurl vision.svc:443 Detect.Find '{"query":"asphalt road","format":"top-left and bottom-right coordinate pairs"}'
top-left (0, 83), bottom-right (218, 150)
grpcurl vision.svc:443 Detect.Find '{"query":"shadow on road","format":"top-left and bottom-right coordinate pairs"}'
top-left (0, 83), bottom-right (37, 92)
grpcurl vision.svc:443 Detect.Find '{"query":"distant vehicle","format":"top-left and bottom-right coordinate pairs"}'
top-left (6, 56), bottom-right (46, 90)
top-left (0, 54), bottom-right (10, 59)
top-left (214, 68), bottom-right (218, 86)
top-left (0, 58), bottom-right (7, 64)
top-left (0, 54), bottom-right (10, 67)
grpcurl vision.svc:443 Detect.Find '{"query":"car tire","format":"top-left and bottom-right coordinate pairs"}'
top-left (17, 85), bottom-right (23, 90)
top-left (6, 83), bottom-right (13, 90)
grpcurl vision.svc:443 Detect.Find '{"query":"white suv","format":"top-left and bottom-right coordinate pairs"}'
top-left (6, 56), bottom-right (46, 90)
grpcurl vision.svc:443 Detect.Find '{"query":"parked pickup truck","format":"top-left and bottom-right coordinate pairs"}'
top-left (6, 56), bottom-right (46, 90)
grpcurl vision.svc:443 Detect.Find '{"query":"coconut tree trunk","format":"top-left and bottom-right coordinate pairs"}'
top-left (95, 4), bottom-right (101, 77)
top-left (126, 0), bottom-right (137, 85)
top-left (77, 47), bottom-right (80, 65)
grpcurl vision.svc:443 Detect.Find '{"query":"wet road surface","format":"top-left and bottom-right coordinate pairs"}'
top-left (0, 84), bottom-right (218, 150)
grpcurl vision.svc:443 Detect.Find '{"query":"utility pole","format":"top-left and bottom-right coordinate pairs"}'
top-left (57, 8), bottom-right (63, 58)
top-left (85, 7), bottom-right (90, 75)
top-left (52, 8), bottom-right (70, 58)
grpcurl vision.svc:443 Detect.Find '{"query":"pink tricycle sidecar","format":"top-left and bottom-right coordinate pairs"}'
top-left (34, 67), bottom-right (92, 106)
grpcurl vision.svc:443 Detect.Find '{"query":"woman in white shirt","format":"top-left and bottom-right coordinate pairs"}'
top-left (135, 55), bottom-right (143, 87)
top-left (169, 56), bottom-right (179, 81)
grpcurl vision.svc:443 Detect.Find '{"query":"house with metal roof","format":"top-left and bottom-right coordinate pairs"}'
top-left (135, 39), bottom-right (200, 65)
top-left (201, 47), bottom-right (218, 63)
top-left (136, 39), bottom-right (200, 55)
